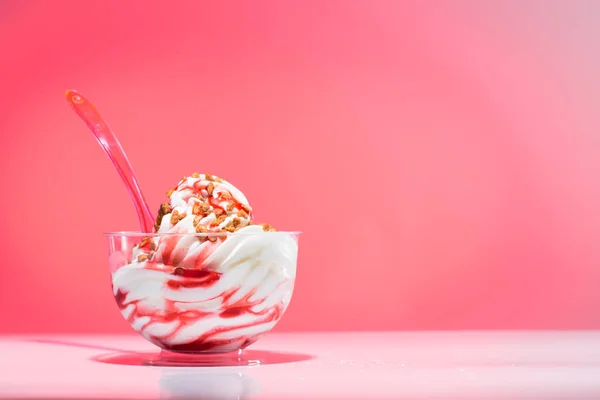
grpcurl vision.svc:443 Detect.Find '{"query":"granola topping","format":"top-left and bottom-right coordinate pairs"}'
top-left (260, 223), bottom-right (277, 232)
top-left (195, 223), bottom-right (208, 234)
top-left (161, 203), bottom-right (172, 214)
top-left (153, 173), bottom-right (278, 237)
top-left (140, 237), bottom-right (157, 251)
top-left (223, 224), bottom-right (236, 232)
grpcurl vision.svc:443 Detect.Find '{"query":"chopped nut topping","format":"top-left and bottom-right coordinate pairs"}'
top-left (170, 211), bottom-right (179, 225)
top-left (166, 188), bottom-right (174, 198)
top-left (191, 172), bottom-right (200, 178)
top-left (137, 254), bottom-right (149, 262)
top-left (195, 224), bottom-right (208, 233)
top-left (223, 220), bottom-right (237, 232)
top-left (208, 235), bottom-right (217, 242)
top-left (207, 182), bottom-right (215, 196)
top-left (214, 215), bottom-right (226, 226)
top-left (170, 210), bottom-right (186, 224)
top-left (140, 237), bottom-right (157, 251)
top-left (261, 223), bottom-right (276, 232)
top-left (160, 203), bottom-right (172, 214)
top-left (155, 202), bottom-right (170, 229)
top-left (193, 202), bottom-right (210, 216)
top-left (237, 209), bottom-right (248, 219)
top-left (220, 191), bottom-right (231, 200)
top-left (192, 203), bottom-right (201, 215)
top-left (232, 218), bottom-right (241, 228)
top-left (213, 208), bottom-right (224, 216)
top-left (226, 203), bottom-right (235, 212)
top-left (205, 173), bottom-right (214, 181)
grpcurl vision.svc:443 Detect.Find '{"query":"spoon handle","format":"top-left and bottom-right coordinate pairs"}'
top-left (66, 90), bottom-right (155, 233)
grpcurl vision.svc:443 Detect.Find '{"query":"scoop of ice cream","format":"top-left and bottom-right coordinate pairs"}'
top-left (154, 173), bottom-right (273, 234)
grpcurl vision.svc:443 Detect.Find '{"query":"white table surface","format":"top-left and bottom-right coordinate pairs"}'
top-left (1, 331), bottom-right (600, 399)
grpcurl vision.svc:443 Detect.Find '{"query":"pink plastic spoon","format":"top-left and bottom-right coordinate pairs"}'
top-left (66, 89), bottom-right (155, 232)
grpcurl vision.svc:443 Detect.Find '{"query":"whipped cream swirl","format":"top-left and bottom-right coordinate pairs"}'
top-left (111, 225), bottom-right (298, 352)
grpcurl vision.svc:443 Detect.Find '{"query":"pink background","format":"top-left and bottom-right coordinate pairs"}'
top-left (1, 0), bottom-right (600, 334)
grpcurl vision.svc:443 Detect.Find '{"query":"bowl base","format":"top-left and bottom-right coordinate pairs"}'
top-left (143, 349), bottom-right (263, 367)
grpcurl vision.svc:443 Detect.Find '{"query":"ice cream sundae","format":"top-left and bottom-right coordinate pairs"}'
top-left (109, 173), bottom-right (298, 353)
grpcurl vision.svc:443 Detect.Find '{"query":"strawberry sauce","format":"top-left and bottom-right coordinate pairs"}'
top-left (113, 260), bottom-right (285, 353)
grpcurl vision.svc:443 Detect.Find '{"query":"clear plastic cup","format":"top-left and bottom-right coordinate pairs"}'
top-left (105, 230), bottom-right (299, 356)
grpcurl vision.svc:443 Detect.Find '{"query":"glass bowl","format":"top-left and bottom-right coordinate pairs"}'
top-left (105, 230), bottom-right (299, 355)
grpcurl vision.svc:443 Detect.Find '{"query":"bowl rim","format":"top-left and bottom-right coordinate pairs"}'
top-left (104, 230), bottom-right (302, 237)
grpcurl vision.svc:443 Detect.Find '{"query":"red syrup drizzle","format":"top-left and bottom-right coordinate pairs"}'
top-left (187, 179), bottom-right (254, 223)
top-left (113, 249), bottom-right (285, 353)
top-left (159, 235), bottom-right (180, 265)
top-left (152, 294), bottom-right (283, 353)
top-left (150, 287), bottom-right (283, 352)
top-left (167, 268), bottom-right (221, 289)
